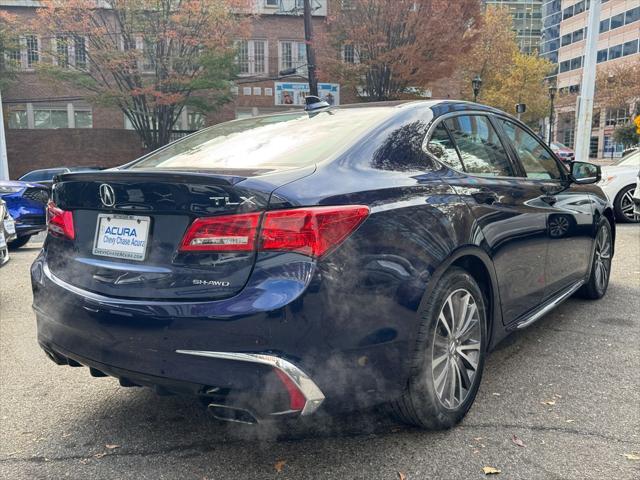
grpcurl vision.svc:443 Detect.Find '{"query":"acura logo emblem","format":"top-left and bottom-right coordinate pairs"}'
top-left (99, 184), bottom-right (116, 207)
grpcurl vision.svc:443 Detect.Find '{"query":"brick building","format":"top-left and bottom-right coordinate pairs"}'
top-left (1, 0), bottom-right (470, 178)
top-left (0, 0), bottom-right (340, 178)
top-left (541, 0), bottom-right (639, 158)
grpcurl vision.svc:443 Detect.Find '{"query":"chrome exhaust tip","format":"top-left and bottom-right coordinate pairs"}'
top-left (207, 403), bottom-right (259, 425)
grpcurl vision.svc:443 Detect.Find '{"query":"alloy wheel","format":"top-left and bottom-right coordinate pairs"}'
top-left (431, 289), bottom-right (482, 410)
top-left (620, 190), bottom-right (640, 222)
top-left (594, 226), bottom-right (611, 292)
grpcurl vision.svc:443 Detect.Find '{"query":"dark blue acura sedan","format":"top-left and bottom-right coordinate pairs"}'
top-left (31, 101), bottom-right (614, 428)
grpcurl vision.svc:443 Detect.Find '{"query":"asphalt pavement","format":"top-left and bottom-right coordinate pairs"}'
top-left (1, 226), bottom-right (639, 480)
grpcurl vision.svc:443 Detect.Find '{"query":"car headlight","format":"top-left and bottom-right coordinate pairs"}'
top-left (0, 185), bottom-right (23, 194)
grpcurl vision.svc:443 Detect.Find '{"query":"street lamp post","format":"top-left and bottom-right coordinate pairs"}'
top-left (548, 84), bottom-right (556, 145)
top-left (472, 75), bottom-right (483, 103)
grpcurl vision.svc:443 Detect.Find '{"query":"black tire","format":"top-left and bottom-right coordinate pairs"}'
top-left (388, 267), bottom-right (487, 429)
top-left (8, 235), bottom-right (31, 250)
top-left (576, 218), bottom-right (613, 300)
top-left (613, 185), bottom-right (640, 223)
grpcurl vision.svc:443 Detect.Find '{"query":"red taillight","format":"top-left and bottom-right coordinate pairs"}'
top-left (179, 212), bottom-right (261, 252)
top-left (261, 206), bottom-right (370, 257)
top-left (179, 206), bottom-right (369, 257)
top-left (273, 369), bottom-right (306, 412)
top-left (47, 202), bottom-right (75, 240)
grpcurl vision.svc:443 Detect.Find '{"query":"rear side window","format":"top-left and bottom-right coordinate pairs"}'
top-left (130, 108), bottom-right (396, 171)
top-left (498, 119), bottom-right (562, 180)
top-left (426, 123), bottom-right (464, 171)
top-left (444, 115), bottom-right (513, 177)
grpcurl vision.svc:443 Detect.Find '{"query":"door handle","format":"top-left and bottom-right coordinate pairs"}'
top-left (472, 191), bottom-right (499, 205)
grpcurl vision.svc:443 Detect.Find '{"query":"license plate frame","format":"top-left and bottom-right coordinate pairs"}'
top-left (92, 214), bottom-right (151, 262)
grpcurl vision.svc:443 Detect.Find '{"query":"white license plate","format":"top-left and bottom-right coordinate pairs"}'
top-left (92, 214), bottom-right (150, 261)
top-left (4, 219), bottom-right (15, 236)
top-left (0, 231), bottom-right (6, 249)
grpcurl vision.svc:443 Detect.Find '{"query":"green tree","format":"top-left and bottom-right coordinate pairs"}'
top-left (323, 0), bottom-right (482, 101)
top-left (458, 6), bottom-right (554, 125)
top-left (25, 0), bottom-right (248, 150)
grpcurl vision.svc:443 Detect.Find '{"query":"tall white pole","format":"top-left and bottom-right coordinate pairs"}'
top-left (0, 90), bottom-right (9, 180)
top-left (574, 0), bottom-right (601, 162)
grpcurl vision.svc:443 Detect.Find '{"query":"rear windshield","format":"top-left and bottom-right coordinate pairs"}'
top-left (129, 108), bottom-right (396, 171)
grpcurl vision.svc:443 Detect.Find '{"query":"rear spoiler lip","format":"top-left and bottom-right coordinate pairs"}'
top-left (55, 169), bottom-right (245, 186)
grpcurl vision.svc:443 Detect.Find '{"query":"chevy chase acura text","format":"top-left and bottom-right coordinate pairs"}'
top-left (31, 100), bottom-right (614, 429)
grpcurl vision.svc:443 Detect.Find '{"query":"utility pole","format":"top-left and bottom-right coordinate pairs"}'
top-left (574, 0), bottom-right (601, 162)
top-left (0, 90), bottom-right (9, 180)
top-left (303, 0), bottom-right (319, 97)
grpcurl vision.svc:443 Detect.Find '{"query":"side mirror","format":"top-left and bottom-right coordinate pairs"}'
top-left (570, 161), bottom-right (601, 185)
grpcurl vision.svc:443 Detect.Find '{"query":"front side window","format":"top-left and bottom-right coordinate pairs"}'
top-left (426, 123), bottom-right (464, 171)
top-left (444, 115), bottom-right (513, 177)
top-left (498, 119), bottom-right (562, 180)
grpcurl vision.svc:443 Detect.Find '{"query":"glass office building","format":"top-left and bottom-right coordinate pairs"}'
top-left (484, 0), bottom-right (544, 53)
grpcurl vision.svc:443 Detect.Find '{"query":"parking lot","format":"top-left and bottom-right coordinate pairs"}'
top-left (0, 225), bottom-right (639, 480)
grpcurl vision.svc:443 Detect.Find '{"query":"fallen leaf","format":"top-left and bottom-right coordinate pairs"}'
top-left (492, 392), bottom-right (501, 396)
top-left (482, 466), bottom-right (501, 475)
top-left (93, 452), bottom-right (107, 459)
top-left (512, 435), bottom-right (526, 448)
top-left (397, 471), bottom-right (407, 480)
top-left (565, 419), bottom-right (574, 423)
top-left (541, 400), bottom-right (556, 406)
top-left (274, 460), bottom-right (286, 473)
top-left (621, 453), bottom-right (640, 461)
top-left (105, 444), bottom-right (120, 450)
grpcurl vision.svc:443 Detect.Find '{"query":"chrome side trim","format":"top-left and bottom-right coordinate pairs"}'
top-left (175, 350), bottom-right (325, 416)
top-left (515, 280), bottom-right (584, 330)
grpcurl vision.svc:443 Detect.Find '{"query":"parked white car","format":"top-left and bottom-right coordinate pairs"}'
top-left (598, 150), bottom-right (640, 223)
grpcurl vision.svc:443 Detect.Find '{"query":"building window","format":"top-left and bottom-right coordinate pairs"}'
top-left (75, 37), bottom-right (87, 69)
top-left (26, 35), bottom-right (39, 68)
top-left (626, 7), bottom-right (640, 24)
top-left (8, 109), bottom-right (28, 129)
top-left (7, 103), bottom-right (92, 129)
top-left (264, 0), bottom-right (278, 6)
top-left (608, 44), bottom-right (622, 60)
top-left (56, 35), bottom-right (70, 68)
top-left (34, 108), bottom-right (69, 129)
top-left (597, 49), bottom-right (608, 63)
top-left (610, 12), bottom-right (624, 29)
top-left (279, 40), bottom-right (306, 73)
top-left (599, 18), bottom-right (610, 32)
top-left (53, 35), bottom-right (87, 70)
top-left (235, 39), bottom-right (267, 75)
top-left (570, 56), bottom-right (582, 70)
top-left (623, 40), bottom-right (638, 57)
top-left (74, 110), bottom-right (93, 128)
top-left (605, 107), bottom-right (629, 127)
top-left (342, 44), bottom-right (358, 64)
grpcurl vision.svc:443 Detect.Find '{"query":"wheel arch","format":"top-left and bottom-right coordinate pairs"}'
top-left (602, 207), bottom-right (616, 256)
top-left (418, 246), bottom-right (503, 351)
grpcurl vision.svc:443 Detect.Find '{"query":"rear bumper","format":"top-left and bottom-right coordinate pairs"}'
top-left (38, 336), bottom-right (324, 420)
top-left (31, 249), bottom-right (412, 415)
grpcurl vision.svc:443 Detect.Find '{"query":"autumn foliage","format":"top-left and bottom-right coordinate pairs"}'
top-left (457, 6), bottom-right (554, 125)
top-left (23, 0), bottom-right (250, 149)
top-left (322, 0), bottom-right (481, 101)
